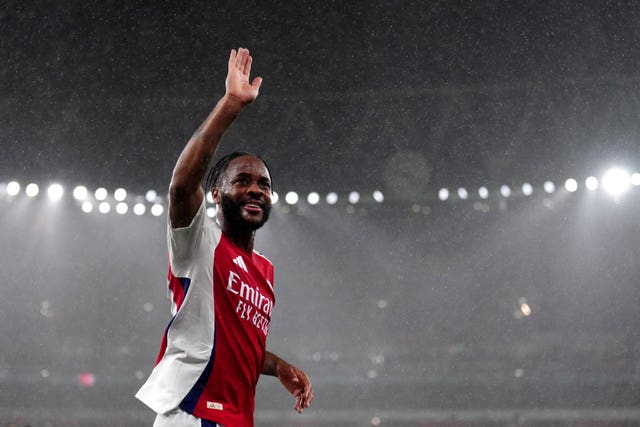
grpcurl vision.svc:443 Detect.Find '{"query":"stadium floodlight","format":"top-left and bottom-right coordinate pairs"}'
top-left (631, 173), bottom-right (640, 186)
top-left (73, 186), bottom-right (88, 200)
top-left (95, 187), bottom-right (108, 201)
top-left (98, 202), bottom-right (111, 214)
top-left (206, 207), bottom-right (216, 218)
top-left (478, 186), bottom-right (489, 199)
top-left (564, 178), bottom-right (578, 193)
top-left (326, 192), bottom-right (338, 205)
top-left (285, 191), bottom-right (299, 205)
top-left (133, 203), bottom-right (146, 216)
top-left (151, 203), bottom-right (164, 216)
top-left (500, 185), bottom-right (511, 198)
top-left (7, 181), bottom-right (20, 196)
top-left (307, 192), bottom-right (320, 205)
top-left (521, 183), bottom-right (533, 196)
top-left (25, 183), bottom-right (39, 197)
top-left (457, 188), bottom-right (468, 200)
top-left (206, 192), bottom-right (214, 204)
top-left (585, 176), bottom-right (599, 191)
top-left (47, 183), bottom-right (64, 202)
top-left (602, 168), bottom-right (630, 196)
top-left (114, 188), bottom-right (127, 202)
top-left (145, 190), bottom-right (157, 203)
top-left (372, 190), bottom-right (384, 203)
top-left (438, 188), bottom-right (449, 201)
top-left (543, 181), bottom-right (555, 194)
top-left (115, 202), bottom-right (128, 215)
top-left (81, 201), bottom-right (93, 213)
top-left (348, 191), bottom-right (360, 204)
top-left (271, 191), bottom-right (279, 204)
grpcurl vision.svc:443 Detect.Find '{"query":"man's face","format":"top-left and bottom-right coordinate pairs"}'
top-left (215, 156), bottom-right (272, 232)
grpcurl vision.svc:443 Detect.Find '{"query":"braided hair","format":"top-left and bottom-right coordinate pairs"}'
top-left (204, 151), bottom-right (273, 193)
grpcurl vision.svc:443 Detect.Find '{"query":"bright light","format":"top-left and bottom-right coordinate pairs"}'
top-left (544, 181), bottom-right (555, 194)
top-left (133, 203), bottom-right (146, 216)
top-left (206, 192), bottom-right (214, 204)
top-left (206, 207), bottom-right (216, 218)
top-left (307, 192), bottom-right (320, 205)
top-left (585, 176), bottom-right (599, 191)
top-left (522, 183), bottom-right (533, 196)
top-left (500, 185), bottom-right (511, 198)
top-left (631, 173), bottom-right (640, 186)
top-left (565, 178), bottom-right (578, 193)
top-left (326, 192), bottom-right (338, 205)
top-left (372, 190), bottom-right (384, 203)
top-left (7, 181), bottom-right (20, 196)
top-left (115, 202), bottom-right (128, 214)
top-left (98, 202), bottom-right (111, 214)
top-left (47, 183), bottom-right (64, 202)
top-left (602, 168), bottom-right (630, 196)
top-left (95, 187), bottom-right (108, 201)
top-left (271, 191), bottom-right (279, 204)
top-left (114, 188), bottom-right (127, 201)
top-left (145, 190), bottom-right (157, 203)
top-left (81, 201), bottom-right (93, 213)
top-left (348, 191), bottom-right (360, 204)
top-left (73, 186), bottom-right (88, 200)
top-left (457, 188), bottom-right (468, 200)
top-left (438, 188), bottom-right (449, 201)
top-left (151, 203), bottom-right (164, 216)
top-left (478, 186), bottom-right (489, 199)
top-left (285, 191), bottom-right (299, 205)
top-left (25, 183), bottom-right (39, 197)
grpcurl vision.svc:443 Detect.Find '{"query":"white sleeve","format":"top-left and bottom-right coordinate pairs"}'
top-left (167, 198), bottom-right (216, 275)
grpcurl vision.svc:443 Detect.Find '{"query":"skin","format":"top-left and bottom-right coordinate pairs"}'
top-left (168, 48), bottom-right (313, 413)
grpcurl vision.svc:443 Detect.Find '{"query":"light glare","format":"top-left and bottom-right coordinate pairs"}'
top-left (73, 186), bottom-right (88, 200)
top-left (95, 188), bottom-right (108, 201)
top-left (585, 176), bottom-right (599, 191)
top-left (25, 183), bottom-right (39, 197)
top-left (348, 191), bottom-right (360, 204)
top-left (631, 173), bottom-right (640, 186)
top-left (457, 188), bottom-right (468, 200)
top-left (565, 178), bottom-right (578, 192)
top-left (478, 186), bottom-right (489, 199)
top-left (145, 190), bottom-right (157, 203)
top-left (500, 185), bottom-right (511, 198)
top-left (81, 201), bottom-right (93, 213)
top-left (7, 181), bottom-right (20, 196)
top-left (326, 192), bottom-right (338, 205)
top-left (438, 188), bottom-right (449, 201)
top-left (115, 202), bottom-right (128, 214)
top-left (151, 203), bottom-right (164, 216)
top-left (98, 201), bottom-right (111, 214)
top-left (544, 181), bottom-right (555, 194)
top-left (285, 191), bottom-right (299, 205)
top-left (133, 203), bottom-right (146, 216)
top-left (307, 192), bottom-right (320, 205)
top-left (114, 188), bottom-right (127, 201)
top-left (602, 168), bottom-right (630, 196)
top-left (372, 190), bottom-right (384, 203)
top-left (522, 183), bottom-right (533, 196)
top-left (47, 183), bottom-right (64, 201)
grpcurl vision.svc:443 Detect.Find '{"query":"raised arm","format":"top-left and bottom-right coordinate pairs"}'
top-left (169, 48), bottom-right (263, 227)
top-left (262, 351), bottom-right (314, 413)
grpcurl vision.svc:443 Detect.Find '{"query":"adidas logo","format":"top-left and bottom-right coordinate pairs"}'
top-left (233, 255), bottom-right (248, 273)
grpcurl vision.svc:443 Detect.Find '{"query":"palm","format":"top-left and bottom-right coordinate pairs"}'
top-left (226, 48), bottom-right (262, 104)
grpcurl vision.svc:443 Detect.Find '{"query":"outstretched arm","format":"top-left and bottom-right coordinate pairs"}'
top-left (262, 351), bottom-right (314, 413)
top-left (169, 48), bottom-right (263, 228)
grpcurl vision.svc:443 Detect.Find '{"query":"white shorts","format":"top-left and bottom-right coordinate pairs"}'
top-left (153, 408), bottom-right (223, 427)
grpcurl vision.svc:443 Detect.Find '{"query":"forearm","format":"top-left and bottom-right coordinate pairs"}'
top-left (262, 351), bottom-right (281, 376)
top-left (170, 94), bottom-right (245, 193)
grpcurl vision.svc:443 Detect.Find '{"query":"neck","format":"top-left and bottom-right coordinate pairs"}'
top-left (216, 214), bottom-right (256, 253)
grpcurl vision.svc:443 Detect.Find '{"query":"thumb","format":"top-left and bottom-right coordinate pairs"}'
top-left (251, 76), bottom-right (263, 90)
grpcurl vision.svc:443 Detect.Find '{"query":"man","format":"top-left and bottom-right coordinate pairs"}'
top-left (136, 47), bottom-right (313, 427)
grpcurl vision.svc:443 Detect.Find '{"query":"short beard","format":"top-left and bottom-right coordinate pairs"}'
top-left (220, 194), bottom-right (271, 233)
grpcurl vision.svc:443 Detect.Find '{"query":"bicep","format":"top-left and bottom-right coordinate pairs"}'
top-left (169, 185), bottom-right (205, 228)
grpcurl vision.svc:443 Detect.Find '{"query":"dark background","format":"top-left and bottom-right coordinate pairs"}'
top-left (1, 1), bottom-right (640, 426)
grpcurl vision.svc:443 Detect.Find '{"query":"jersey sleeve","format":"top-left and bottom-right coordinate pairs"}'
top-left (167, 197), bottom-right (216, 276)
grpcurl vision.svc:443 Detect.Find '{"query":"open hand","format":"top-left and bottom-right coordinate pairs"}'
top-left (225, 47), bottom-right (262, 105)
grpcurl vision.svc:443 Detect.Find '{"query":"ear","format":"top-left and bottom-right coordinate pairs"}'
top-left (212, 188), bottom-right (221, 204)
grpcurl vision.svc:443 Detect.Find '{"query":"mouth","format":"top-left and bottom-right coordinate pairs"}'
top-left (242, 200), bottom-right (264, 214)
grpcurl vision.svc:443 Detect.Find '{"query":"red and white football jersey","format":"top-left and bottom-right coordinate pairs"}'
top-left (136, 199), bottom-right (275, 427)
